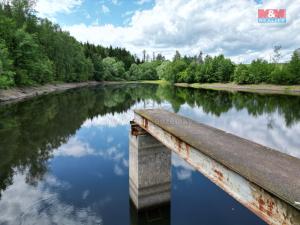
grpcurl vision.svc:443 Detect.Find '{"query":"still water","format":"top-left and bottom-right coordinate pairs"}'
top-left (0, 84), bottom-right (299, 225)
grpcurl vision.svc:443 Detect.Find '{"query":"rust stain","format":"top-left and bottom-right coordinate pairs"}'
top-left (185, 143), bottom-right (190, 159)
top-left (143, 118), bottom-right (148, 129)
top-left (131, 128), bottom-right (138, 136)
top-left (256, 196), bottom-right (275, 217)
top-left (267, 199), bottom-right (275, 216)
top-left (214, 169), bottom-right (224, 182)
top-left (175, 137), bottom-right (182, 152)
top-left (131, 124), bottom-right (147, 136)
top-left (248, 190), bottom-right (295, 225)
top-left (131, 125), bottom-right (139, 136)
top-left (258, 197), bottom-right (265, 211)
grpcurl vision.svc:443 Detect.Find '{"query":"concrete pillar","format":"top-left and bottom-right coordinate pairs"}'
top-left (129, 128), bottom-right (171, 210)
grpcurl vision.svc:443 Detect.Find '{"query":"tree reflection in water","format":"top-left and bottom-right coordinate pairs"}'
top-left (1, 83), bottom-right (300, 198)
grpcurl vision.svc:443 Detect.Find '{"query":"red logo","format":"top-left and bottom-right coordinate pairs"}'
top-left (258, 9), bottom-right (286, 23)
top-left (258, 9), bottom-right (286, 18)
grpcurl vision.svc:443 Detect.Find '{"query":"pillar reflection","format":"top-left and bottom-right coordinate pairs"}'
top-left (130, 200), bottom-right (170, 225)
top-left (129, 126), bottom-right (171, 225)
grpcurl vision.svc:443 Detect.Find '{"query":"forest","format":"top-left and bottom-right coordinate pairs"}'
top-left (155, 49), bottom-right (300, 85)
top-left (0, 0), bottom-right (300, 88)
top-left (0, 0), bottom-right (138, 88)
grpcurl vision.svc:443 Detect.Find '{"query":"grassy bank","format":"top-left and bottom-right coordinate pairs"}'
top-left (175, 82), bottom-right (300, 95)
top-left (120, 80), bottom-right (300, 95)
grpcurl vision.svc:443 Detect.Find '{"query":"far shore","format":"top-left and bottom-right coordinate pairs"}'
top-left (124, 80), bottom-right (300, 96)
top-left (1, 80), bottom-right (300, 104)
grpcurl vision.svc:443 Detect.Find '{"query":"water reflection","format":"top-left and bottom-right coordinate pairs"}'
top-left (0, 173), bottom-right (102, 225)
top-left (0, 83), bottom-right (299, 224)
top-left (130, 201), bottom-right (170, 225)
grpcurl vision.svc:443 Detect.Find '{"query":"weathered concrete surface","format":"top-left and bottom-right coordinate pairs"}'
top-left (129, 131), bottom-right (171, 209)
top-left (0, 81), bottom-right (101, 103)
top-left (134, 109), bottom-right (300, 225)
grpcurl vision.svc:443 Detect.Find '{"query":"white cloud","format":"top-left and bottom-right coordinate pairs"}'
top-left (82, 190), bottom-right (90, 200)
top-left (176, 168), bottom-right (192, 180)
top-left (86, 13), bottom-right (91, 19)
top-left (172, 153), bottom-right (195, 180)
top-left (35, 0), bottom-right (82, 18)
top-left (54, 137), bottom-right (95, 157)
top-left (53, 136), bottom-right (125, 161)
top-left (101, 4), bottom-right (110, 14)
top-left (113, 165), bottom-right (124, 175)
top-left (0, 173), bottom-right (102, 225)
top-left (107, 136), bottom-right (114, 143)
top-left (82, 101), bottom-right (167, 128)
top-left (111, 0), bottom-right (120, 5)
top-left (136, 0), bottom-right (152, 5)
top-left (83, 110), bottom-right (133, 127)
top-left (64, 0), bottom-right (300, 62)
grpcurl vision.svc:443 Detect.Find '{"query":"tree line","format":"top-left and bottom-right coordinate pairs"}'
top-left (0, 0), bottom-right (299, 88)
top-left (156, 49), bottom-right (300, 85)
top-left (0, 0), bottom-right (138, 88)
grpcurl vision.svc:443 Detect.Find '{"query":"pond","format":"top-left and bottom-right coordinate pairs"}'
top-left (0, 83), bottom-right (299, 225)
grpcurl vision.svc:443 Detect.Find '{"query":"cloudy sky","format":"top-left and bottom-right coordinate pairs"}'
top-left (34, 0), bottom-right (300, 62)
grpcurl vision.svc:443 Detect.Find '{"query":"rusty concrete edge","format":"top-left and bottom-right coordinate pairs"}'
top-left (133, 109), bottom-right (300, 211)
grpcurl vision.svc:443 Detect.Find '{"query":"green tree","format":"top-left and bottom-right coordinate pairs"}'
top-left (0, 40), bottom-right (15, 88)
top-left (127, 63), bottom-right (142, 80)
top-left (270, 65), bottom-right (291, 84)
top-left (140, 62), bottom-right (159, 80)
top-left (248, 59), bottom-right (274, 83)
top-left (13, 28), bottom-right (53, 85)
top-left (289, 51), bottom-right (300, 83)
top-left (91, 55), bottom-right (104, 81)
top-left (233, 64), bottom-right (250, 84)
top-left (156, 61), bottom-right (171, 80)
top-left (167, 59), bottom-right (187, 83)
top-left (102, 57), bottom-right (125, 80)
top-left (179, 61), bottom-right (196, 83)
top-left (173, 50), bottom-right (181, 61)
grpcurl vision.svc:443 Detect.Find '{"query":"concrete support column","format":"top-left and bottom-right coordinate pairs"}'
top-left (129, 127), bottom-right (171, 210)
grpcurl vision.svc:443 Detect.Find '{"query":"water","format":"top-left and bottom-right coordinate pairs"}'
top-left (0, 83), bottom-right (299, 225)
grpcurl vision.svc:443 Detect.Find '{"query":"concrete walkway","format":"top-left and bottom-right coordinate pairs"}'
top-left (133, 109), bottom-right (300, 225)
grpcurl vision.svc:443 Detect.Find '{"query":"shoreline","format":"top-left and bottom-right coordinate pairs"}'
top-left (1, 80), bottom-right (300, 104)
top-left (0, 81), bottom-right (102, 104)
top-left (174, 82), bottom-right (300, 96)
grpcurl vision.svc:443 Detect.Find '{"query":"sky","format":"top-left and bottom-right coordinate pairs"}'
top-left (34, 0), bottom-right (300, 62)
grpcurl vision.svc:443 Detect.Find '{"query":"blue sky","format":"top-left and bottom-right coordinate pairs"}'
top-left (35, 0), bottom-right (299, 62)
top-left (37, 0), bottom-right (155, 27)
top-left (56, 0), bottom-right (154, 26)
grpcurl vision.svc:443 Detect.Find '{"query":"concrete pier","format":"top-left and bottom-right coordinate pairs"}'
top-left (133, 109), bottom-right (300, 225)
top-left (129, 126), bottom-right (171, 209)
